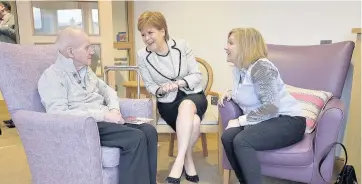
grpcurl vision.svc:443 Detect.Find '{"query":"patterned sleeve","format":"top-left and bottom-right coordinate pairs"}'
top-left (238, 60), bottom-right (280, 126)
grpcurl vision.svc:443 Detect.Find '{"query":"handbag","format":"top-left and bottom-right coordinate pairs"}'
top-left (319, 142), bottom-right (358, 184)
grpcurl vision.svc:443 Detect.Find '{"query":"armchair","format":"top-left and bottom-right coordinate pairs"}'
top-left (0, 43), bottom-right (153, 184)
top-left (219, 41), bottom-right (355, 184)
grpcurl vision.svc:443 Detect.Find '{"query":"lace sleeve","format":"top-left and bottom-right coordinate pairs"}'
top-left (238, 60), bottom-right (280, 126)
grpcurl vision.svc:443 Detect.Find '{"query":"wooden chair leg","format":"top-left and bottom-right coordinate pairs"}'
top-left (201, 133), bottom-right (208, 157)
top-left (168, 133), bottom-right (176, 157)
top-left (223, 169), bottom-right (231, 184)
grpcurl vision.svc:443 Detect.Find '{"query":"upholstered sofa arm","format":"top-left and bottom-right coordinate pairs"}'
top-left (119, 98), bottom-right (153, 119)
top-left (12, 110), bottom-right (103, 184)
top-left (218, 99), bottom-right (243, 131)
top-left (313, 98), bottom-right (345, 182)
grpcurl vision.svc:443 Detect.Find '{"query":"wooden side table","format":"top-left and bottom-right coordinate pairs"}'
top-left (122, 80), bottom-right (152, 98)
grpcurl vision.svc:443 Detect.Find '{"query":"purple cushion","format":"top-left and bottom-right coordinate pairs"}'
top-left (258, 133), bottom-right (314, 166)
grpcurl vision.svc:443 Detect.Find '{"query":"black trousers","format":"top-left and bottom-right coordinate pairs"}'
top-left (97, 122), bottom-right (158, 184)
top-left (221, 115), bottom-right (306, 184)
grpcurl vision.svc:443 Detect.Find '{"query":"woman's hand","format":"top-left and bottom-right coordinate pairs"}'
top-left (175, 80), bottom-right (187, 88)
top-left (218, 90), bottom-right (232, 107)
top-left (225, 119), bottom-right (241, 130)
top-left (161, 82), bottom-right (179, 93)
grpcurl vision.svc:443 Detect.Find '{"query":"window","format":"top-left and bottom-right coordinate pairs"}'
top-left (31, 1), bottom-right (99, 35)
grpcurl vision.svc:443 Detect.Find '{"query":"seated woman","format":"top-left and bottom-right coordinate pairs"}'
top-left (219, 28), bottom-right (306, 184)
top-left (136, 11), bottom-right (208, 184)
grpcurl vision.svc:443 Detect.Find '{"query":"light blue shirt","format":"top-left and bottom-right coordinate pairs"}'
top-left (231, 58), bottom-right (303, 126)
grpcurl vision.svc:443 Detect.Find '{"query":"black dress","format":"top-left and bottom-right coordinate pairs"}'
top-left (157, 90), bottom-right (208, 131)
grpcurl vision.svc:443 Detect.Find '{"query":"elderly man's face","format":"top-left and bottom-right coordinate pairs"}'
top-left (68, 34), bottom-right (94, 66)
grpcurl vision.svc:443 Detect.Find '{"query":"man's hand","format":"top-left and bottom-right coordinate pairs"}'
top-left (225, 119), bottom-right (241, 130)
top-left (105, 110), bottom-right (125, 124)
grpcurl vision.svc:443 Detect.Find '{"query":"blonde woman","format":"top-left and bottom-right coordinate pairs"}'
top-left (219, 28), bottom-right (306, 184)
top-left (137, 11), bottom-right (207, 184)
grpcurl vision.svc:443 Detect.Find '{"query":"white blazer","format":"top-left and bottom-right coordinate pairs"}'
top-left (137, 38), bottom-right (203, 103)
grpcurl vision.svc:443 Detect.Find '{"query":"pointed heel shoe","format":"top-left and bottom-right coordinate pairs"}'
top-left (165, 176), bottom-right (181, 184)
top-left (183, 167), bottom-right (199, 183)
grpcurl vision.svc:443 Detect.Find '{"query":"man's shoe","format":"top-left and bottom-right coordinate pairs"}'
top-left (6, 122), bottom-right (15, 128)
top-left (3, 119), bottom-right (15, 128)
top-left (3, 119), bottom-right (12, 124)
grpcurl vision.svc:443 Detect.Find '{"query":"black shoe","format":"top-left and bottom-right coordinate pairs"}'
top-left (183, 167), bottom-right (199, 183)
top-left (6, 122), bottom-right (15, 128)
top-left (3, 119), bottom-right (12, 124)
top-left (3, 119), bottom-right (15, 128)
top-left (165, 176), bottom-right (181, 184)
top-left (6, 124), bottom-right (15, 128)
top-left (0, 128), bottom-right (2, 135)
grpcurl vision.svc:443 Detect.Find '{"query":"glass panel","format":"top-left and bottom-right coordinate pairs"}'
top-left (90, 44), bottom-right (102, 77)
top-left (112, 1), bottom-right (128, 42)
top-left (31, 1), bottom-right (99, 35)
top-left (112, 48), bottom-right (130, 97)
top-left (113, 48), bottom-right (129, 66)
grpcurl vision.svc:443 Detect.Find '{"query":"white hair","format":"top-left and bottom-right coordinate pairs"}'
top-left (55, 27), bottom-right (86, 55)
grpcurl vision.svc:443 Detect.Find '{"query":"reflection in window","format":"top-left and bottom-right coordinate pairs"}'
top-left (32, 1), bottom-right (99, 35)
top-left (57, 9), bottom-right (83, 30)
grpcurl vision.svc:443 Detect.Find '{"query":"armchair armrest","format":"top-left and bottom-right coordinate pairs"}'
top-left (119, 98), bottom-right (153, 119)
top-left (12, 110), bottom-right (103, 184)
top-left (313, 98), bottom-right (345, 182)
top-left (218, 99), bottom-right (243, 131)
top-left (207, 91), bottom-right (220, 97)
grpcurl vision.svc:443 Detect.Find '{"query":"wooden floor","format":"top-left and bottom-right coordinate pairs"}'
top-left (0, 100), bottom-right (10, 122)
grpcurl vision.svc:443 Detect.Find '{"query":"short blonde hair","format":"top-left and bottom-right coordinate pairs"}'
top-left (229, 28), bottom-right (268, 69)
top-left (137, 11), bottom-right (169, 40)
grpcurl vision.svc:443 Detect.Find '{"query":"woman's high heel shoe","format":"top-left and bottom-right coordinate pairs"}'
top-left (183, 167), bottom-right (200, 183)
top-left (165, 176), bottom-right (181, 184)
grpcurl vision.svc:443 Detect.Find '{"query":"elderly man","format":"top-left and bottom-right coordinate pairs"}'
top-left (37, 27), bottom-right (158, 184)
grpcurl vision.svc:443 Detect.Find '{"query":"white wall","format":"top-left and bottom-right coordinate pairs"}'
top-left (134, 1), bottom-right (361, 92)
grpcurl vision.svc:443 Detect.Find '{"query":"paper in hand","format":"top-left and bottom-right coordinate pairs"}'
top-left (124, 116), bottom-right (153, 124)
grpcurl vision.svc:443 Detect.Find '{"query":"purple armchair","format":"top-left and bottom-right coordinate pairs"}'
top-left (219, 41), bottom-right (355, 184)
top-left (0, 43), bottom-right (153, 184)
